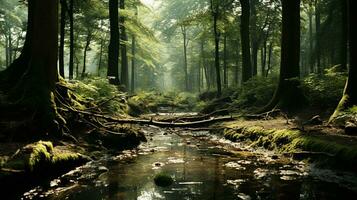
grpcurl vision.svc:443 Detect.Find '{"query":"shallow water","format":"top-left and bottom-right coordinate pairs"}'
top-left (22, 126), bottom-right (357, 200)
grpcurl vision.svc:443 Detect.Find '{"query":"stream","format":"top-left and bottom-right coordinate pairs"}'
top-left (22, 125), bottom-right (357, 200)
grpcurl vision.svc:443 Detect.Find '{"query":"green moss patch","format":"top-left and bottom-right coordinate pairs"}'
top-left (223, 126), bottom-right (357, 170)
top-left (154, 173), bottom-right (174, 187)
top-left (3, 141), bottom-right (89, 174)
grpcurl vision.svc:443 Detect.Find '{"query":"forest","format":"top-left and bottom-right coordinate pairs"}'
top-left (0, 0), bottom-right (356, 199)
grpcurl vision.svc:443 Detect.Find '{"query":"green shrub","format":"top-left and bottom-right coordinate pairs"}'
top-left (302, 71), bottom-right (346, 109)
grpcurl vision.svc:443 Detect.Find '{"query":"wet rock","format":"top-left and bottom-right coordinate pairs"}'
top-left (345, 121), bottom-right (357, 135)
top-left (304, 115), bottom-right (323, 126)
top-left (154, 173), bottom-right (173, 187)
top-left (98, 166), bottom-right (109, 173)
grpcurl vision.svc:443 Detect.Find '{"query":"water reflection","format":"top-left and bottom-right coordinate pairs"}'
top-left (23, 127), bottom-right (357, 200)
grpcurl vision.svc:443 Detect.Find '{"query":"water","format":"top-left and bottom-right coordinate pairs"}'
top-left (22, 126), bottom-right (357, 200)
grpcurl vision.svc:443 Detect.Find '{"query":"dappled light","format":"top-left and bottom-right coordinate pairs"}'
top-left (0, 0), bottom-right (356, 199)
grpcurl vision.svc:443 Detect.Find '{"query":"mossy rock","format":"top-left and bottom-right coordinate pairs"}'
top-left (154, 173), bottom-right (174, 187)
top-left (3, 141), bottom-right (90, 174)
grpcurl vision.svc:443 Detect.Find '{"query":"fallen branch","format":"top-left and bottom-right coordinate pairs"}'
top-left (67, 109), bottom-right (235, 128)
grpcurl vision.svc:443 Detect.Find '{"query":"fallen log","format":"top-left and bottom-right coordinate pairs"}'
top-left (156, 109), bottom-right (230, 123)
top-left (66, 109), bottom-right (235, 128)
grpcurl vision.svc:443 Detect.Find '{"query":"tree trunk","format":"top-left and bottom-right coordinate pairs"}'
top-left (240, 0), bottom-right (252, 82)
top-left (0, 0), bottom-right (60, 134)
top-left (98, 39), bottom-right (104, 76)
top-left (59, 0), bottom-right (67, 78)
top-left (330, 0), bottom-right (357, 121)
top-left (315, 0), bottom-right (321, 74)
top-left (308, 6), bottom-right (314, 73)
top-left (339, 0), bottom-right (348, 71)
top-left (131, 35), bottom-right (136, 93)
top-left (107, 0), bottom-right (120, 85)
top-left (234, 40), bottom-right (240, 87)
top-left (120, 0), bottom-right (128, 89)
top-left (68, 0), bottom-right (74, 79)
top-left (5, 35), bottom-right (9, 67)
top-left (262, 0), bottom-right (305, 112)
top-left (266, 42), bottom-right (273, 77)
top-left (213, 7), bottom-right (222, 97)
top-left (223, 34), bottom-right (228, 88)
top-left (82, 31), bottom-right (91, 78)
top-left (201, 40), bottom-right (210, 90)
top-left (181, 25), bottom-right (189, 91)
top-left (8, 27), bottom-right (13, 64)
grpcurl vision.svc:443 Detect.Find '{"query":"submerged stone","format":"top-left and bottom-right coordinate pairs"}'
top-left (154, 173), bottom-right (174, 187)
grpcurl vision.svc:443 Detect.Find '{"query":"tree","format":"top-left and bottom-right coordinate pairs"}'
top-left (120, 0), bottom-right (129, 88)
top-left (68, 0), bottom-right (74, 79)
top-left (330, 0), bottom-right (357, 121)
top-left (240, 0), bottom-right (252, 83)
top-left (59, 0), bottom-right (67, 78)
top-left (107, 0), bottom-right (120, 85)
top-left (262, 0), bottom-right (306, 112)
top-left (211, 0), bottom-right (222, 97)
top-left (0, 0), bottom-right (61, 134)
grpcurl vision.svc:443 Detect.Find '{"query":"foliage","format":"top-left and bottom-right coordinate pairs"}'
top-left (72, 77), bottom-right (128, 115)
top-left (302, 69), bottom-right (347, 109)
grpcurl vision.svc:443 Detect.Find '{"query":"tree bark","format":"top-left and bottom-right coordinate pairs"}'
top-left (120, 0), bottom-right (128, 88)
top-left (330, 0), bottom-right (357, 121)
top-left (211, 0), bottom-right (221, 97)
top-left (223, 34), bottom-right (228, 88)
top-left (181, 25), bottom-right (189, 91)
top-left (0, 0), bottom-right (61, 134)
top-left (240, 0), bottom-right (252, 82)
top-left (107, 0), bottom-right (120, 85)
top-left (59, 0), bottom-right (67, 78)
top-left (68, 0), bottom-right (74, 79)
top-left (98, 39), bottom-right (104, 76)
top-left (315, 0), bottom-right (322, 74)
top-left (308, 4), bottom-right (314, 73)
top-left (339, 0), bottom-right (348, 71)
top-left (82, 31), bottom-right (92, 78)
top-left (261, 0), bottom-right (305, 112)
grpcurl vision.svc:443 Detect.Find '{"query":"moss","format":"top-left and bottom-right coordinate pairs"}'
top-left (154, 173), bottom-right (174, 187)
top-left (223, 125), bottom-right (357, 170)
top-left (4, 141), bottom-right (89, 173)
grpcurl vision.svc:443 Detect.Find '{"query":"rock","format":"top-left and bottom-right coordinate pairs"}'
top-left (154, 173), bottom-right (173, 187)
top-left (98, 166), bottom-right (109, 173)
top-left (304, 115), bottom-right (323, 126)
top-left (345, 121), bottom-right (357, 135)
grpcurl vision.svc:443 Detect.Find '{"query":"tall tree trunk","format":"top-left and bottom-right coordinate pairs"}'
top-left (107, 0), bottom-right (120, 85)
top-left (0, 0), bottom-right (60, 134)
top-left (308, 6), bottom-right (314, 73)
top-left (59, 0), bottom-right (67, 78)
top-left (250, 0), bottom-right (258, 77)
top-left (330, 0), bottom-right (357, 121)
top-left (212, 2), bottom-right (222, 97)
top-left (181, 25), bottom-right (189, 91)
top-left (266, 42), bottom-right (273, 77)
top-left (223, 34), bottom-right (228, 88)
top-left (315, 0), bottom-right (321, 73)
top-left (98, 39), bottom-right (104, 76)
top-left (5, 35), bottom-right (9, 67)
top-left (120, 0), bottom-right (128, 88)
top-left (240, 0), bottom-right (252, 82)
top-left (8, 27), bottom-right (13, 64)
top-left (131, 35), bottom-right (136, 93)
top-left (82, 31), bottom-right (91, 78)
top-left (339, 0), bottom-right (348, 71)
top-left (68, 0), bottom-right (74, 79)
top-left (201, 40), bottom-right (210, 90)
top-left (234, 39), bottom-right (240, 87)
top-left (262, 0), bottom-right (305, 112)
